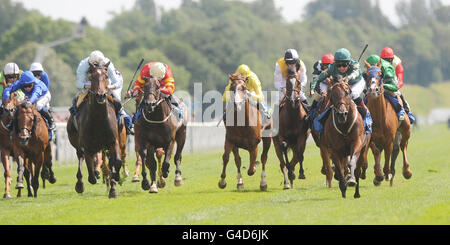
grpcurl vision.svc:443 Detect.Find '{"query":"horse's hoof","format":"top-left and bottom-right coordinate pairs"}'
top-left (260, 183), bottom-right (267, 191)
top-left (149, 184), bottom-right (158, 193)
top-left (108, 189), bottom-right (118, 198)
top-left (49, 176), bottom-right (57, 184)
top-left (298, 173), bottom-right (306, 179)
top-left (247, 168), bottom-right (256, 176)
top-left (94, 170), bottom-right (100, 179)
top-left (403, 171), bottom-right (412, 179)
top-left (385, 173), bottom-right (392, 181)
top-left (75, 182), bottom-right (84, 193)
top-left (346, 175), bottom-right (356, 187)
top-left (157, 180), bottom-right (166, 188)
top-left (321, 167), bottom-right (326, 175)
top-left (141, 179), bottom-right (150, 190)
top-left (218, 180), bottom-right (227, 189)
top-left (88, 176), bottom-right (97, 185)
top-left (15, 183), bottom-right (24, 189)
top-left (3, 193), bottom-right (11, 199)
top-left (283, 184), bottom-right (291, 190)
top-left (354, 193), bottom-right (361, 199)
top-left (360, 171), bottom-right (366, 180)
top-left (237, 183), bottom-right (244, 190)
top-left (288, 172), bottom-right (296, 181)
top-left (162, 163), bottom-right (170, 178)
top-left (174, 176), bottom-right (183, 187)
top-left (131, 176), bottom-right (140, 182)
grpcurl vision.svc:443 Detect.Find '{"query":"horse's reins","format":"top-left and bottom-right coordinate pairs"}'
top-left (332, 102), bottom-right (358, 137)
top-left (142, 98), bottom-right (174, 124)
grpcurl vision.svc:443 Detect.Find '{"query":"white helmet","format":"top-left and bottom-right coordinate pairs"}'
top-left (3, 63), bottom-right (20, 75)
top-left (89, 50), bottom-right (106, 64)
top-left (30, 62), bottom-right (44, 72)
top-left (150, 62), bottom-right (166, 80)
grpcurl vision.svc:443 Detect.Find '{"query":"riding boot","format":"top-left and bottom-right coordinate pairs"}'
top-left (400, 93), bottom-right (415, 124)
top-left (306, 100), bottom-right (318, 121)
top-left (354, 98), bottom-right (372, 133)
top-left (69, 97), bottom-right (77, 115)
top-left (301, 99), bottom-right (310, 113)
top-left (39, 109), bottom-right (56, 131)
top-left (168, 95), bottom-right (183, 120)
top-left (112, 96), bottom-right (123, 115)
top-left (257, 102), bottom-right (271, 120)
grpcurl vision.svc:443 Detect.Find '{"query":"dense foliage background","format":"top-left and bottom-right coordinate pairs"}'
top-left (1, 0), bottom-right (449, 107)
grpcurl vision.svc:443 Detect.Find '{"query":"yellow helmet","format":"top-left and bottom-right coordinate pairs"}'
top-left (236, 64), bottom-right (251, 77)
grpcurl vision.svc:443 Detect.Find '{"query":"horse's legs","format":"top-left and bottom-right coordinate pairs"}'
top-left (332, 155), bottom-right (346, 198)
top-left (132, 153), bottom-right (142, 182)
top-left (218, 140), bottom-right (232, 189)
top-left (297, 136), bottom-right (307, 180)
top-left (273, 136), bottom-right (290, 189)
top-left (161, 141), bottom-right (175, 179)
top-left (399, 123), bottom-right (412, 180)
top-left (346, 148), bottom-right (362, 187)
top-left (23, 158), bottom-right (33, 197)
top-left (75, 150), bottom-right (85, 193)
top-left (16, 155), bottom-right (25, 191)
top-left (108, 143), bottom-right (123, 198)
top-left (32, 154), bottom-right (45, 198)
top-left (147, 147), bottom-right (158, 193)
top-left (1, 152), bottom-right (12, 198)
top-left (320, 146), bottom-right (333, 188)
top-left (94, 152), bottom-right (102, 180)
top-left (260, 137), bottom-right (271, 191)
top-left (100, 151), bottom-right (110, 188)
top-left (370, 142), bottom-right (384, 186)
top-left (119, 125), bottom-right (129, 179)
top-left (156, 148), bottom-right (166, 188)
top-left (354, 158), bottom-right (362, 199)
top-left (44, 143), bottom-right (56, 184)
top-left (248, 145), bottom-right (259, 177)
top-left (174, 130), bottom-right (186, 187)
top-left (232, 146), bottom-right (243, 190)
top-left (383, 141), bottom-right (393, 182)
top-left (138, 146), bottom-right (150, 191)
top-left (85, 153), bottom-right (97, 185)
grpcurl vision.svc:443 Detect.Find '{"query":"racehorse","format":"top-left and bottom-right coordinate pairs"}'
top-left (364, 63), bottom-right (412, 186)
top-left (134, 76), bottom-right (188, 193)
top-left (272, 66), bottom-right (310, 189)
top-left (0, 92), bottom-right (21, 198)
top-left (218, 73), bottom-right (272, 191)
top-left (67, 60), bottom-right (125, 198)
top-left (12, 100), bottom-right (52, 198)
top-left (320, 81), bottom-right (371, 198)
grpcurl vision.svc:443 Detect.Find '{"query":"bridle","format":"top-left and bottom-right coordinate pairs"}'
top-left (141, 76), bottom-right (173, 124)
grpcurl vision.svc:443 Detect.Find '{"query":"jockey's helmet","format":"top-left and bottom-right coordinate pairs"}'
top-left (334, 48), bottom-right (352, 62)
top-left (30, 62), bottom-right (44, 72)
top-left (150, 62), bottom-right (166, 80)
top-left (380, 47), bottom-right (395, 59)
top-left (3, 63), bottom-right (19, 75)
top-left (321, 53), bottom-right (334, 64)
top-left (284, 49), bottom-right (299, 64)
top-left (366, 55), bottom-right (381, 66)
top-left (89, 50), bottom-right (106, 65)
top-left (236, 64), bottom-right (251, 77)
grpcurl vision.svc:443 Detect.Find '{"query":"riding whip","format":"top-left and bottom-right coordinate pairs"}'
top-left (126, 58), bottom-right (145, 93)
top-left (358, 44), bottom-right (369, 62)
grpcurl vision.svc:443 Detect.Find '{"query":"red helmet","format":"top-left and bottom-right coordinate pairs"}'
top-left (380, 47), bottom-right (394, 59)
top-left (321, 53), bottom-right (334, 64)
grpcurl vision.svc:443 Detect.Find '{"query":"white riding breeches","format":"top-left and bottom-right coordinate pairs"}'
top-left (36, 91), bottom-right (51, 111)
top-left (350, 77), bottom-right (366, 100)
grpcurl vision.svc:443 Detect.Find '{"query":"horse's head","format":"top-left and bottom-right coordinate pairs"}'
top-left (285, 66), bottom-right (301, 108)
top-left (142, 76), bottom-right (161, 113)
top-left (330, 82), bottom-right (352, 124)
top-left (15, 100), bottom-right (36, 146)
top-left (229, 73), bottom-right (248, 111)
top-left (3, 92), bottom-right (19, 118)
top-left (88, 60), bottom-right (110, 104)
top-left (364, 61), bottom-right (383, 98)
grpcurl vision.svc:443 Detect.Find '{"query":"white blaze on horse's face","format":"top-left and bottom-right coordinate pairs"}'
top-left (234, 84), bottom-right (244, 111)
top-left (290, 78), bottom-right (296, 101)
top-left (369, 77), bottom-right (380, 97)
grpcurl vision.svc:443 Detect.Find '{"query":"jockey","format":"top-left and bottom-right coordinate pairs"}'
top-left (222, 64), bottom-right (270, 120)
top-left (30, 62), bottom-right (50, 89)
top-left (125, 61), bottom-right (182, 120)
top-left (3, 71), bottom-right (55, 133)
top-left (314, 48), bottom-right (371, 133)
top-left (365, 54), bottom-right (414, 123)
top-left (1, 63), bottom-right (25, 114)
top-left (380, 47), bottom-right (414, 123)
top-left (274, 49), bottom-right (309, 111)
top-left (73, 50), bottom-right (134, 135)
top-left (308, 53), bottom-right (334, 119)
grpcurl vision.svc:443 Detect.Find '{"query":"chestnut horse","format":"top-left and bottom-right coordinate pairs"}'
top-left (364, 64), bottom-right (412, 186)
top-left (67, 61), bottom-right (125, 198)
top-left (320, 82), bottom-right (371, 198)
top-left (134, 76), bottom-right (188, 193)
top-left (272, 66), bottom-right (310, 189)
top-left (12, 100), bottom-right (52, 198)
top-left (218, 73), bottom-right (272, 191)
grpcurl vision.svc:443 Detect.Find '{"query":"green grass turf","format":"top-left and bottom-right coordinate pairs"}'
top-left (0, 123), bottom-right (449, 225)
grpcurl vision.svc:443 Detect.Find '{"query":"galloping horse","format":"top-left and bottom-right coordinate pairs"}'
top-left (134, 76), bottom-right (188, 193)
top-left (320, 81), bottom-right (371, 198)
top-left (218, 73), bottom-right (272, 191)
top-left (0, 93), bottom-right (21, 198)
top-left (272, 66), bottom-right (310, 189)
top-left (67, 60), bottom-right (125, 198)
top-left (12, 100), bottom-right (52, 198)
top-left (364, 63), bottom-right (412, 186)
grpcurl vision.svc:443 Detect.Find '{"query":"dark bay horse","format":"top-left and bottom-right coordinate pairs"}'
top-left (0, 93), bottom-right (21, 198)
top-left (12, 100), bottom-right (52, 198)
top-left (218, 73), bottom-right (272, 191)
top-left (134, 76), bottom-right (188, 193)
top-left (320, 82), bottom-right (371, 198)
top-left (272, 66), bottom-right (310, 189)
top-left (364, 63), bottom-right (412, 186)
top-left (67, 61), bottom-right (125, 198)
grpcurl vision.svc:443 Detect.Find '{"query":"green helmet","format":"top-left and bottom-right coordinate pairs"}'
top-left (334, 48), bottom-right (352, 61)
top-left (366, 54), bottom-right (380, 66)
